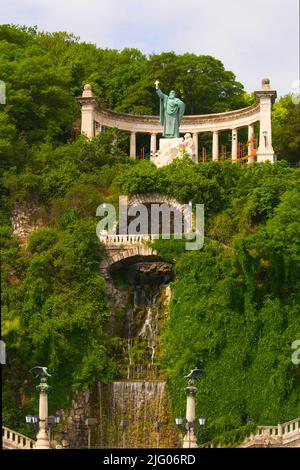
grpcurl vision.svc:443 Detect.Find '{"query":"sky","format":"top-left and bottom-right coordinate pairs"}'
top-left (1, 0), bottom-right (299, 97)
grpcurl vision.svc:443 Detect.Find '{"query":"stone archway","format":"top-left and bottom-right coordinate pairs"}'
top-left (100, 245), bottom-right (159, 279)
top-left (127, 193), bottom-right (191, 237)
top-left (128, 193), bottom-right (187, 213)
top-left (99, 192), bottom-right (187, 278)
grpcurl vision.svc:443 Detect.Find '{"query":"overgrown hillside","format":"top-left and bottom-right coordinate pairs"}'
top-left (1, 25), bottom-right (300, 444)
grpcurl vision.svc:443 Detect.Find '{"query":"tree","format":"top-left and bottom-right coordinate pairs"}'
top-left (272, 95), bottom-right (300, 164)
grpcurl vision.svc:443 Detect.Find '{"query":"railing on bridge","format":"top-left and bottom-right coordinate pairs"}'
top-left (99, 234), bottom-right (159, 245)
top-left (2, 426), bottom-right (36, 449)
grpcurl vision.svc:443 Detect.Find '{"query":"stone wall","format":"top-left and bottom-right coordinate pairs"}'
top-left (64, 381), bottom-right (180, 449)
top-left (64, 389), bottom-right (92, 448)
top-left (11, 204), bottom-right (43, 244)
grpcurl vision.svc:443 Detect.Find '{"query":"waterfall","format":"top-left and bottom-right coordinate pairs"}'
top-left (96, 380), bottom-right (178, 448)
top-left (121, 262), bottom-right (173, 370)
top-left (138, 305), bottom-right (159, 364)
top-left (90, 260), bottom-right (179, 448)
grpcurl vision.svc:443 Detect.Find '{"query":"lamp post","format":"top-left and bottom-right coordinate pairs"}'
top-left (120, 419), bottom-right (129, 448)
top-left (47, 415), bottom-right (61, 446)
top-left (25, 415), bottom-right (39, 435)
top-left (175, 417), bottom-right (206, 449)
top-left (176, 368), bottom-right (204, 448)
top-left (30, 366), bottom-right (51, 449)
top-left (155, 421), bottom-right (167, 448)
top-left (85, 418), bottom-right (97, 449)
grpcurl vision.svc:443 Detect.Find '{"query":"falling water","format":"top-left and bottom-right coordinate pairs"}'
top-left (138, 303), bottom-right (159, 364)
top-left (96, 380), bottom-right (177, 448)
top-left (122, 262), bottom-right (173, 369)
top-left (91, 261), bottom-right (178, 448)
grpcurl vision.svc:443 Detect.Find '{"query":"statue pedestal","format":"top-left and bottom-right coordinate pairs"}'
top-left (151, 137), bottom-right (195, 168)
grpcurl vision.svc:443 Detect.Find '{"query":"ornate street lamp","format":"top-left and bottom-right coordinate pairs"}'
top-left (155, 421), bottom-right (167, 448)
top-left (175, 417), bottom-right (206, 448)
top-left (176, 368), bottom-right (205, 448)
top-left (199, 417), bottom-right (206, 427)
top-left (25, 415), bottom-right (39, 434)
top-left (30, 366), bottom-right (51, 449)
top-left (85, 418), bottom-right (97, 449)
top-left (175, 416), bottom-right (183, 426)
top-left (47, 415), bottom-right (61, 445)
top-left (120, 419), bottom-right (129, 448)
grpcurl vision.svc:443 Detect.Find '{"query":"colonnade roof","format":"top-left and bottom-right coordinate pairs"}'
top-left (77, 96), bottom-right (263, 134)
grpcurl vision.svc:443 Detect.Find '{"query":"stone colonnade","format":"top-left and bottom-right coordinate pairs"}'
top-left (77, 79), bottom-right (277, 164)
top-left (128, 126), bottom-right (255, 163)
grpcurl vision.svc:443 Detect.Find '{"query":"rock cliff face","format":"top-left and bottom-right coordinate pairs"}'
top-left (65, 259), bottom-right (180, 448)
top-left (11, 204), bottom-right (43, 244)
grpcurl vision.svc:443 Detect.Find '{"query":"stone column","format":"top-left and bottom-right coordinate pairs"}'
top-left (35, 382), bottom-right (50, 449)
top-left (256, 79), bottom-right (277, 163)
top-left (95, 122), bottom-right (102, 136)
top-left (248, 124), bottom-right (255, 164)
top-left (79, 84), bottom-right (97, 139)
top-left (212, 131), bottom-right (219, 161)
top-left (130, 132), bottom-right (136, 160)
top-left (183, 385), bottom-right (198, 448)
top-left (193, 133), bottom-right (199, 163)
top-left (150, 133), bottom-right (157, 156)
top-left (231, 129), bottom-right (238, 162)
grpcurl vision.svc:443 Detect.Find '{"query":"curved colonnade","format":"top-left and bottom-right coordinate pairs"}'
top-left (77, 79), bottom-right (277, 164)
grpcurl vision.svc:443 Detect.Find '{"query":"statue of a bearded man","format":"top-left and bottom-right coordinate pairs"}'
top-left (155, 81), bottom-right (185, 138)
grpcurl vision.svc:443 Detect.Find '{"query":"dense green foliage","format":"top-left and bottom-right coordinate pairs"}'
top-left (1, 131), bottom-right (131, 432)
top-left (1, 219), bottom-right (118, 433)
top-left (0, 24), bottom-right (248, 152)
top-left (1, 24), bottom-right (300, 444)
top-left (152, 162), bottom-right (300, 443)
top-left (272, 95), bottom-right (300, 164)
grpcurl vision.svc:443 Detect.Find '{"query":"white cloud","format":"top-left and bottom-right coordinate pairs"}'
top-left (1, 0), bottom-right (299, 96)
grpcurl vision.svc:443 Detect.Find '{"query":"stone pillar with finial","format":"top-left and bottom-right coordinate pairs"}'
top-left (182, 368), bottom-right (203, 449)
top-left (30, 367), bottom-right (51, 449)
top-left (183, 384), bottom-right (198, 448)
top-left (256, 79), bottom-right (277, 163)
top-left (77, 84), bottom-right (99, 139)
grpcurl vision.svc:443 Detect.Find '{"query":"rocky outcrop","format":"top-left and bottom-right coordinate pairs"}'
top-left (11, 204), bottom-right (43, 244)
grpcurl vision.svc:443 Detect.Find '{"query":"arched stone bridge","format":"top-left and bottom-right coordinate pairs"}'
top-left (99, 193), bottom-right (188, 278)
top-left (100, 243), bottom-right (160, 279)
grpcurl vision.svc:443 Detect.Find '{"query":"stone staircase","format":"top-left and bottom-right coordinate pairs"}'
top-left (2, 426), bottom-right (36, 449)
top-left (239, 417), bottom-right (300, 448)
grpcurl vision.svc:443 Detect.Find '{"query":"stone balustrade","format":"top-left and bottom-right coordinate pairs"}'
top-left (257, 425), bottom-right (280, 437)
top-left (281, 417), bottom-right (300, 435)
top-left (2, 426), bottom-right (36, 449)
top-left (240, 417), bottom-right (300, 448)
top-left (257, 417), bottom-right (300, 439)
top-left (199, 417), bottom-right (300, 448)
top-left (99, 233), bottom-right (158, 245)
